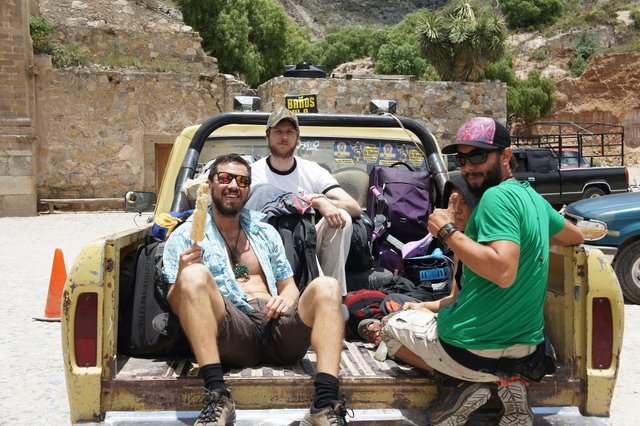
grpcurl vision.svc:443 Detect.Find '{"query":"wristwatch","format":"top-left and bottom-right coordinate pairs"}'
top-left (437, 223), bottom-right (458, 242)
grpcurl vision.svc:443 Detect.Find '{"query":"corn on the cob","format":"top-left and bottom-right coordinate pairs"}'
top-left (190, 182), bottom-right (209, 243)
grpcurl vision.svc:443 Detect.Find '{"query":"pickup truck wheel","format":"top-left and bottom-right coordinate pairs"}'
top-left (583, 187), bottom-right (606, 199)
top-left (614, 241), bottom-right (640, 304)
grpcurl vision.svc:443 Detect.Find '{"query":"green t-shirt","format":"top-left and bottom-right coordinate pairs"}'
top-left (437, 180), bottom-right (565, 350)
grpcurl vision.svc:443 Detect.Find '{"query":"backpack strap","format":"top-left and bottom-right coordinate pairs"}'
top-left (295, 216), bottom-right (320, 292)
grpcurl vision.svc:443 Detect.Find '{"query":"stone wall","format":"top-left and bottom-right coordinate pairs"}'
top-left (259, 76), bottom-right (507, 150)
top-left (0, 0), bottom-right (38, 216)
top-left (35, 65), bottom-right (251, 199)
top-left (35, 70), bottom-right (505, 204)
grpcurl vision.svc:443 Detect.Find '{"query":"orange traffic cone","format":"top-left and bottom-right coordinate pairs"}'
top-left (43, 248), bottom-right (67, 321)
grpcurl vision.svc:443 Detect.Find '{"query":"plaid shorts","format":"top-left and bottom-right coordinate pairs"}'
top-left (217, 298), bottom-right (312, 367)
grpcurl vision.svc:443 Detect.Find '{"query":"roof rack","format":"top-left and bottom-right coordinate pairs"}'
top-left (513, 121), bottom-right (624, 166)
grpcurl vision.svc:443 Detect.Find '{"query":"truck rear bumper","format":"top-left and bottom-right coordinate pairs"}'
top-left (86, 407), bottom-right (612, 425)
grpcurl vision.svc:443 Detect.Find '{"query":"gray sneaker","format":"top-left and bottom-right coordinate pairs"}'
top-left (498, 380), bottom-right (533, 426)
top-left (301, 400), bottom-right (352, 425)
top-left (427, 381), bottom-right (491, 426)
top-left (194, 389), bottom-right (236, 426)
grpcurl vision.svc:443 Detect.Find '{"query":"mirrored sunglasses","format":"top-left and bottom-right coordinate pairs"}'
top-left (454, 150), bottom-right (491, 167)
top-left (215, 172), bottom-right (251, 188)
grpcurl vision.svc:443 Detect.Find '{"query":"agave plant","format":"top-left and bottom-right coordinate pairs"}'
top-left (418, 0), bottom-right (507, 81)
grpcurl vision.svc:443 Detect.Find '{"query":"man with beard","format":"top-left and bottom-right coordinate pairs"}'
top-left (163, 154), bottom-right (349, 426)
top-left (251, 108), bottom-right (362, 296)
top-left (377, 117), bottom-right (584, 426)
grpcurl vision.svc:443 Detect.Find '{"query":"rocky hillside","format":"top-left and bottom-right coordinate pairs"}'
top-left (275, 0), bottom-right (447, 39)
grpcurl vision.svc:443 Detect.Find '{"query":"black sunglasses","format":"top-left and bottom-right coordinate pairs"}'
top-left (214, 172), bottom-right (251, 188)
top-left (454, 150), bottom-right (492, 167)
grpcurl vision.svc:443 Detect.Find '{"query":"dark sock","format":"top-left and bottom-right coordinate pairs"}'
top-left (200, 363), bottom-right (229, 398)
top-left (312, 372), bottom-right (340, 410)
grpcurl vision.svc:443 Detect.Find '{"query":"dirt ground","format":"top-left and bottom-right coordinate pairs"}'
top-left (0, 211), bottom-right (637, 425)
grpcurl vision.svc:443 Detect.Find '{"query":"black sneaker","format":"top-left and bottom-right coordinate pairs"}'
top-left (194, 389), bottom-right (236, 426)
top-left (301, 400), bottom-right (353, 425)
top-left (497, 380), bottom-right (533, 426)
top-left (427, 381), bottom-right (491, 426)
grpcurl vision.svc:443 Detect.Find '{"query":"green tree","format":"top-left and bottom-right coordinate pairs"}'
top-left (483, 56), bottom-right (555, 125)
top-left (374, 9), bottom-right (437, 78)
top-left (569, 29), bottom-right (600, 77)
top-left (176, 0), bottom-right (308, 86)
top-left (500, 0), bottom-right (563, 29)
top-left (417, 0), bottom-right (507, 81)
top-left (303, 9), bottom-right (437, 78)
top-left (375, 43), bottom-right (429, 77)
top-left (304, 27), bottom-right (382, 71)
top-left (508, 70), bottom-right (555, 125)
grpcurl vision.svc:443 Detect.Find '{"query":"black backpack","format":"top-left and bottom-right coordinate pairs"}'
top-left (118, 240), bottom-right (188, 357)
top-left (269, 213), bottom-right (320, 293)
top-left (346, 214), bottom-right (375, 272)
top-left (246, 184), bottom-right (320, 292)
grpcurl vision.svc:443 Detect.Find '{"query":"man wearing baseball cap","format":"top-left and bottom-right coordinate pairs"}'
top-left (251, 107), bottom-right (362, 297)
top-left (378, 117), bottom-right (584, 425)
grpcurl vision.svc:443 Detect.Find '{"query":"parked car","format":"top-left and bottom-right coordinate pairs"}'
top-left (564, 192), bottom-right (640, 304)
top-left (512, 147), bottom-right (629, 206)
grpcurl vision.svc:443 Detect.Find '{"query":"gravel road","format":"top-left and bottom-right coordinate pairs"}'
top-left (0, 211), bottom-right (638, 425)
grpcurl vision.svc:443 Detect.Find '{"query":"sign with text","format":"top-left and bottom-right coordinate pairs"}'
top-left (285, 94), bottom-right (318, 113)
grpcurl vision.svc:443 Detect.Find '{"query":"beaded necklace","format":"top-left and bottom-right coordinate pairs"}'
top-left (220, 227), bottom-right (249, 282)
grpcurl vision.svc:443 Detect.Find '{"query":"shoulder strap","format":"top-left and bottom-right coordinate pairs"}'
top-left (294, 216), bottom-right (320, 292)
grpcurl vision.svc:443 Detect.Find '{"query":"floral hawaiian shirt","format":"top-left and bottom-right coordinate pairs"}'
top-left (162, 207), bottom-right (293, 313)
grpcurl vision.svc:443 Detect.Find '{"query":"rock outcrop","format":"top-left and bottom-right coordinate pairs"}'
top-left (548, 52), bottom-right (640, 165)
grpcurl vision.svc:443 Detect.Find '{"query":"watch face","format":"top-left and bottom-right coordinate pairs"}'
top-left (438, 225), bottom-right (450, 239)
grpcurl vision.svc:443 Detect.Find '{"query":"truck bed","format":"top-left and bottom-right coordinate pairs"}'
top-left (104, 340), bottom-right (581, 417)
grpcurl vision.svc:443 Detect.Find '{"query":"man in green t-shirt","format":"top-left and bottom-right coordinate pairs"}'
top-left (380, 117), bottom-right (584, 426)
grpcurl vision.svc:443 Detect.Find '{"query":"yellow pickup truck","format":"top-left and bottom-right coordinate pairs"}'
top-left (61, 112), bottom-right (624, 424)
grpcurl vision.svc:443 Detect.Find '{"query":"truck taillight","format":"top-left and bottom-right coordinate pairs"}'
top-left (75, 293), bottom-right (98, 367)
top-left (592, 297), bottom-right (613, 369)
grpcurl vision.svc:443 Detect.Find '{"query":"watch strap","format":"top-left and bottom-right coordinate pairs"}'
top-left (438, 223), bottom-right (458, 242)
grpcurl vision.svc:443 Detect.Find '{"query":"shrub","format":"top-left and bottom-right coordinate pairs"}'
top-left (508, 70), bottom-right (555, 123)
top-left (569, 30), bottom-right (600, 77)
top-left (29, 16), bottom-right (90, 67)
top-left (483, 56), bottom-right (555, 125)
top-left (29, 16), bottom-right (54, 54)
top-left (500, 0), bottom-right (563, 29)
top-left (631, 8), bottom-right (640, 29)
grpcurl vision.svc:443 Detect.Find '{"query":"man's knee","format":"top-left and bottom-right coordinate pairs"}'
top-left (172, 263), bottom-right (215, 298)
top-left (303, 276), bottom-right (342, 304)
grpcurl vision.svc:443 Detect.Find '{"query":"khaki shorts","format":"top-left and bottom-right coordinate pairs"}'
top-left (217, 298), bottom-right (312, 368)
top-left (381, 310), bottom-right (535, 382)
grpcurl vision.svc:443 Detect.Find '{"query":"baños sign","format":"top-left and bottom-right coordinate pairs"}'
top-left (285, 93), bottom-right (318, 113)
